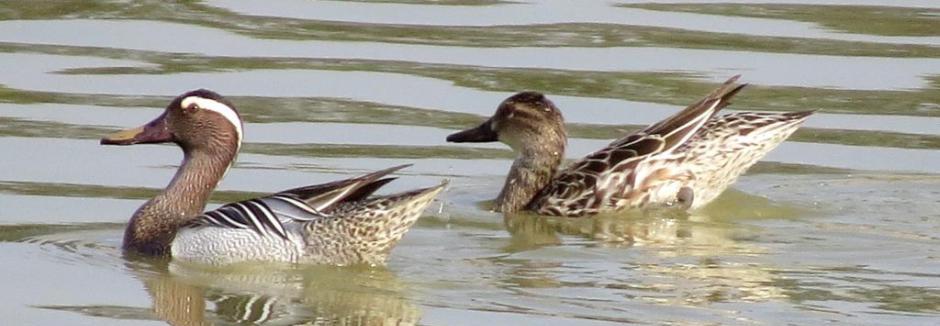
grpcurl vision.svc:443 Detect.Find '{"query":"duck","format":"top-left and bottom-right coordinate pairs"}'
top-left (101, 89), bottom-right (446, 265)
top-left (446, 75), bottom-right (813, 216)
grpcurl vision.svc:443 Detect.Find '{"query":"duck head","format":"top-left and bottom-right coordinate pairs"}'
top-left (447, 91), bottom-right (566, 153)
top-left (447, 92), bottom-right (567, 213)
top-left (101, 89), bottom-right (243, 154)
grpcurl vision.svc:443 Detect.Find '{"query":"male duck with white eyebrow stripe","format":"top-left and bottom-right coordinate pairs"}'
top-left (102, 89), bottom-right (446, 265)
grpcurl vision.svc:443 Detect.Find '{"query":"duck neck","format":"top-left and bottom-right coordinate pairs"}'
top-left (495, 142), bottom-right (564, 213)
top-left (123, 147), bottom-right (234, 255)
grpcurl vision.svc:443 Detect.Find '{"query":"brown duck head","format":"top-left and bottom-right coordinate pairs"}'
top-left (447, 91), bottom-right (566, 153)
top-left (101, 89), bottom-right (243, 155)
top-left (447, 92), bottom-right (567, 213)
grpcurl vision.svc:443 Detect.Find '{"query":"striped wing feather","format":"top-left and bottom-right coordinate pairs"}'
top-left (275, 164), bottom-right (410, 212)
top-left (184, 165), bottom-right (411, 239)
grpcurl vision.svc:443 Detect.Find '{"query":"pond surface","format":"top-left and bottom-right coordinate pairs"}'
top-left (1, 1), bottom-right (939, 325)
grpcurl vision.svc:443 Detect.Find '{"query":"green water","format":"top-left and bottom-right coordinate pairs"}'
top-left (1, 1), bottom-right (938, 325)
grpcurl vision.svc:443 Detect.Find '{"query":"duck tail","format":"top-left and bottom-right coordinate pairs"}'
top-left (678, 109), bottom-right (814, 208)
top-left (341, 180), bottom-right (448, 259)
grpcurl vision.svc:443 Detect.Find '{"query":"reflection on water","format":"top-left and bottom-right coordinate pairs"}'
top-left (160, 261), bottom-right (419, 325)
top-left (468, 208), bottom-right (789, 323)
top-left (2, 0), bottom-right (939, 325)
top-left (37, 253), bottom-right (420, 325)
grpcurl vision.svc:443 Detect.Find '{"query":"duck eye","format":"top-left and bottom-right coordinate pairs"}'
top-left (183, 103), bottom-right (199, 113)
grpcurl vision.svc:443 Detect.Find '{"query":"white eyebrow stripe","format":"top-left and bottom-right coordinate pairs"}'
top-left (180, 96), bottom-right (244, 150)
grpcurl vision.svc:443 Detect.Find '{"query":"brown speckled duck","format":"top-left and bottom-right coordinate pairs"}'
top-left (447, 76), bottom-right (812, 216)
top-left (102, 89), bottom-right (445, 265)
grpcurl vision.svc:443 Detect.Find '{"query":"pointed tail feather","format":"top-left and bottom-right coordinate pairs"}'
top-left (378, 179), bottom-right (449, 203)
top-left (318, 179), bottom-right (448, 264)
top-left (378, 179), bottom-right (448, 224)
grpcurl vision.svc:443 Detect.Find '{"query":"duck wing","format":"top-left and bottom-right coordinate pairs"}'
top-left (613, 75), bottom-right (746, 150)
top-left (274, 164), bottom-right (410, 213)
top-left (530, 77), bottom-right (746, 215)
top-left (184, 165), bottom-right (411, 240)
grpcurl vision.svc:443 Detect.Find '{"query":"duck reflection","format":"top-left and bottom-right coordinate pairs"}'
top-left (498, 188), bottom-right (802, 304)
top-left (502, 205), bottom-right (691, 250)
top-left (127, 256), bottom-right (419, 325)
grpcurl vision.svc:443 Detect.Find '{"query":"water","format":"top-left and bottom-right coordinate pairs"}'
top-left (1, 1), bottom-right (938, 325)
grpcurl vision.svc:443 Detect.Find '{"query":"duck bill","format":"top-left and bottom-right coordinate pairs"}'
top-left (100, 113), bottom-right (173, 145)
top-left (446, 120), bottom-right (498, 143)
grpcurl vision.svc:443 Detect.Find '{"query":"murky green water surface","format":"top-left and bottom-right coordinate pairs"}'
top-left (1, 1), bottom-right (939, 325)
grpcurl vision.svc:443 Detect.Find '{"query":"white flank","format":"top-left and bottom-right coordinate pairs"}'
top-left (181, 96), bottom-right (244, 150)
